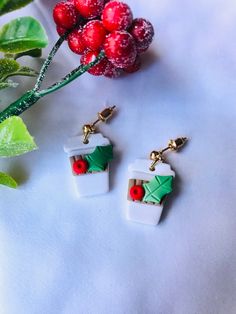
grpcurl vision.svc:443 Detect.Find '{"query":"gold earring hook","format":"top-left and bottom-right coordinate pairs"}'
top-left (149, 137), bottom-right (188, 171)
top-left (82, 106), bottom-right (116, 144)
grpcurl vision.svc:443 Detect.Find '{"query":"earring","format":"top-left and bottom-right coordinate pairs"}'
top-left (64, 106), bottom-right (116, 197)
top-left (126, 137), bottom-right (188, 225)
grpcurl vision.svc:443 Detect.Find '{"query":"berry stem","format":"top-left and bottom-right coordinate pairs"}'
top-left (38, 51), bottom-right (105, 97)
top-left (33, 33), bottom-right (68, 92)
top-left (0, 50), bottom-right (105, 123)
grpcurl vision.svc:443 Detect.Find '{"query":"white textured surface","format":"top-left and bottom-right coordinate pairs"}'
top-left (127, 161), bottom-right (174, 225)
top-left (73, 169), bottom-right (109, 197)
top-left (0, 0), bottom-right (236, 313)
top-left (64, 133), bottom-right (110, 157)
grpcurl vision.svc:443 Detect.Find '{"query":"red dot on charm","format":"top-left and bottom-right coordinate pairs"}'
top-left (130, 184), bottom-right (145, 201)
top-left (73, 159), bottom-right (88, 174)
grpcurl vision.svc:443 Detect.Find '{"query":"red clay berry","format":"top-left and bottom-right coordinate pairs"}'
top-left (68, 27), bottom-right (86, 54)
top-left (130, 185), bottom-right (145, 201)
top-left (129, 18), bottom-right (154, 53)
top-left (102, 1), bottom-right (133, 31)
top-left (73, 159), bottom-right (88, 174)
top-left (104, 61), bottom-right (121, 78)
top-left (75, 0), bottom-right (104, 19)
top-left (124, 55), bottom-right (141, 73)
top-left (104, 30), bottom-right (137, 68)
top-left (81, 50), bottom-right (108, 76)
top-left (53, 1), bottom-right (80, 29)
top-left (82, 20), bottom-right (107, 51)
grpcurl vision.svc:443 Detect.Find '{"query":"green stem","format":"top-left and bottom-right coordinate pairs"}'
top-left (38, 51), bottom-right (105, 97)
top-left (0, 91), bottom-right (40, 123)
top-left (33, 34), bottom-right (67, 92)
top-left (0, 51), bottom-right (105, 123)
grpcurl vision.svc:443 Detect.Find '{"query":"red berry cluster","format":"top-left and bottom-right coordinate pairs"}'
top-left (53, 0), bottom-right (154, 78)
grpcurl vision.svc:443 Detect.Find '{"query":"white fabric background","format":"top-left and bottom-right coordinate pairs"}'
top-left (0, 0), bottom-right (236, 313)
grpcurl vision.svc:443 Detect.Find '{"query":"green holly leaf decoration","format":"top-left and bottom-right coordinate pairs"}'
top-left (84, 145), bottom-right (113, 172)
top-left (0, 172), bottom-right (17, 188)
top-left (0, 116), bottom-right (37, 157)
top-left (143, 175), bottom-right (173, 204)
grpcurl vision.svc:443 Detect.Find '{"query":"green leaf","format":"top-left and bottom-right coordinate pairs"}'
top-left (5, 48), bottom-right (42, 59)
top-left (0, 116), bottom-right (37, 157)
top-left (84, 145), bottom-right (113, 172)
top-left (0, 58), bottom-right (38, 86)
top-left (0, 17), bottom-right (48, 54)
top-left (0, 80), bottom-right (18, 89)
top-left (16, 66), bottom-right (38, 76)
top-left (0, 58), bottom-right (20, 80)
top-left (15, 48), bottom-right (42, 59)
top-left (0, 172), bottom-right (17, 188)
top-left (0, 0), bottom-right (33, 16)
top-left (143, 175), bottom-right (173, 204)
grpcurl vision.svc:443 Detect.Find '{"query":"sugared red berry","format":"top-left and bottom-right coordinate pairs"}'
top-left (104, 30), bottom-right (137, 68)
top-left (82, 20), bottom-right (107, 51)
top-left (73, 159), bottom-right (88, 174)
top-left (102, 1), bottom-right (133, 31)
top-left (104, 61), bottom-right (121, 78)
top-left (53, 1), bottom-right (80, 29)
top-left (68, 27), bottom-right (86, 54)
top-left (124, 55), bottom-right (141, 73)
top-left (129, 18), bottom-right (154, 53)
top-left (56, 25), bottom-right (67, 37)
top-left (75, 0), bottom-right (104, 19)
top-left (81, 50), bottom-right (108, 75)
top-left (130, 185), bottom-right (145, 201)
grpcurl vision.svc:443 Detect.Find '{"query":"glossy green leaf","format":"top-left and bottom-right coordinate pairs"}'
top-left (0, 17), bottom-right (48, 53)
top-left (85, 145), bottom-right (113, 172)
top-left (0, 0), bottom-right (33, 16)
top-left (15, 48), bottom-right (42, 59)
top-left (0, 172), bottom-right (17, 188)
top-left (143, 175), bottom-right (173, 204)
top-left (0, 116), bottom-right (37, 157)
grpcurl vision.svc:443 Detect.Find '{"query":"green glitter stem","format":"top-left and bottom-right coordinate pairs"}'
top-left (0, 46), bottom-right (105, 123)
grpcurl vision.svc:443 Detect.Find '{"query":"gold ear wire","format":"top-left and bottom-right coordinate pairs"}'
top-left (149, 137), bottom-right (188, 171)
top-left (82, 106), bottom-right (116, 144)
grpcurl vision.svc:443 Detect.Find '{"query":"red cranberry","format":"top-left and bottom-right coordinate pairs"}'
top-left (73, 159), bottom-right (88, 174)
top-left (104, 61), bottom-right (121, 78)
top-left (75, 0), bottom-right (104, 19)
top-left (68, 27), bottom-right (86, 54)
top-left (82, 20), bottom-right (107, 51)
top-left (129, 18), bottom-right (154, 53)
top-left (53, 1), bottom-right (80, 29)
top-left (81, 50), bottom-right (108, 76)
top-left (56, 25), bottom-right (67, 37)
top-left (130, 185), bottom-right (145, 201)
top-left (102, 1), bottom-right (133, 31)
top-left (124, 55), bottom-right (141, 73)
top-left (104, 30), bottom-right (137, 68)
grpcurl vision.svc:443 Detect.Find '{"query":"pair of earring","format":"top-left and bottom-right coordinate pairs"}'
top-left (64, 106), bottom-right (188, 226)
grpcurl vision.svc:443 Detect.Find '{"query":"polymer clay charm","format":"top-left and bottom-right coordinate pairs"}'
top-left (126, 137), bottom-right (188, 225)
top-left (64, 106), bottom-right (116, 197)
